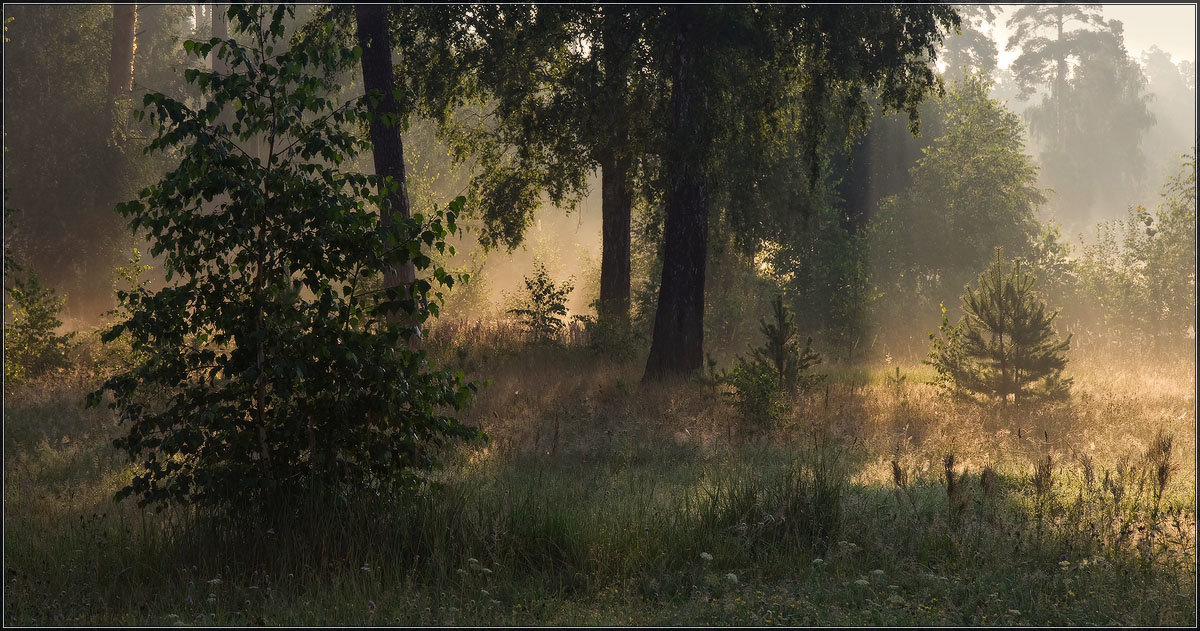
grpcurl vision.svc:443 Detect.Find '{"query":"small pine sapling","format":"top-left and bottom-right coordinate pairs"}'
top-left (747, 295), bottom-right (823, 392)
top-left (92, 248), bottom-right (154, 375)
top-left (927, 248), bottom-right (1072, 407)
top-left (725, 295), bottom-right (824, 428)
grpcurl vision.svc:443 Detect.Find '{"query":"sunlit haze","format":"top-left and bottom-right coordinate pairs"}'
top-left (991, 4), bottom-right (1198, 67)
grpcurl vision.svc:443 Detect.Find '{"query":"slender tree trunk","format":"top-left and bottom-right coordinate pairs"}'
top-left (644, 7), bottom-right (709, 381)
top-left (211, 3), bottom-right (226, 74)
top-left (107, 4), bottom-right (137, 147)
top-left (596, 8), bottom-right (635, 328)
top-left (598, 153), bottom-right (632, 326)
top-left (354, 4), bottom-right (418, 337)
top-left (1054, 6), bottom-right (1064, 149)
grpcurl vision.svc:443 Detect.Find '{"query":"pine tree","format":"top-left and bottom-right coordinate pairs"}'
top-left (749, 295), bottom-right (823, 392)
top-left (928, 248), bottom-right (1072, 406)
top-left (724, 295), bottom-right (824, 428)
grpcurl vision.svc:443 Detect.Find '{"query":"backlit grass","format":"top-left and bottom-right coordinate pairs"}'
top-left (4, 333), bottom-right (1195, 626)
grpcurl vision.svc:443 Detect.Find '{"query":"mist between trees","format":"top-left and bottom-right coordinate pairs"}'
top-left (3, 4), bottom-right (1194, 370)
top-left (2, 5), bottom-right (1196, 626)
top-left (1, 4), bottom-right (1196, 464)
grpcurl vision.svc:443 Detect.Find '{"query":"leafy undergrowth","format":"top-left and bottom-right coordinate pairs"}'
top-left (4, 344), bottom-right (1195, 626)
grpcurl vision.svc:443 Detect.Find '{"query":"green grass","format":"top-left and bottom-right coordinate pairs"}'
top-left (4, 346), bottom-right (1196, 626)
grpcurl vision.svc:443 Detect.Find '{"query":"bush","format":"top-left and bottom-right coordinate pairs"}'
top-left (507, 259), bottom-right (573, 343)
top-left (87, 248), bottom-right (153, 377)
top-left (927, 248), bottom-right (1072, 406)
top-left (4, 268), bottom-right (76, 389)
top-left (87, 6), bottom-right (479, 511)
top-left (1074, 151), bottom-right (1196, 351)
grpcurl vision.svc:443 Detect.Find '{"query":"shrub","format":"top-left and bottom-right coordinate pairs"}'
top-left (725, 295), bottom-right (824, 427)
top-left (4, 268), bottom-right (76, 388)
top-left (87, 248), bottom-right (154, 377)
top-left (927, 248), bottom-right (1072, 406)
top-left (87, 6), bottom-right (478, 511)
top-left (1074, 151), bottom-right (1196, 351)
top-left (573, 306), bottom-right (643, 360)
top-left (507, 259), bottom-right (573, 343)
top-left (749, 296), bottom-right (823, 392)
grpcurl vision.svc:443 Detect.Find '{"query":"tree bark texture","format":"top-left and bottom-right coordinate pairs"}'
top-left (107, 4), bottom-right (137, 147)
top-left (644, 7), bottom-right (709, 381)
top-left (598, 153), bottom-right (633, 326)
top-left (354, 4), bottom-right (418, 330)
top-left (596, 8), bottom-right (635, 327)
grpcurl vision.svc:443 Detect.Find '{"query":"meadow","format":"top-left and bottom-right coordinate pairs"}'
top-left (4, 324), bottom-right (1196, 626)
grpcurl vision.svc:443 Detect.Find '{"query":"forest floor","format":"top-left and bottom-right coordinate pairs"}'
top-left (4, 331), bottom-right (1196, 626)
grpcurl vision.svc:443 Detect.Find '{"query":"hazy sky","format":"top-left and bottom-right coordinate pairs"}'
top-left (989, 4), bottom-right (1197, 67)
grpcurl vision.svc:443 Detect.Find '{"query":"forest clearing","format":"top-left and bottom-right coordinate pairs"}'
top-left (3, 3), bottom-right (1196, 627)
top-left (5, 341), bottom-right (1196, 625)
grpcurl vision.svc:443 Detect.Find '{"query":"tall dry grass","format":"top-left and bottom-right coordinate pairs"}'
top-left (3, 325), bottom-right (1195, 625)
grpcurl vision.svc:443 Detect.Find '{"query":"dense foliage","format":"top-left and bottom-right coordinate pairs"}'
top-left (3, 269), bottom-right (77, 390)
top-left (87, 6), bottom-right (478, 510)
top-left (1074, 151), bottom-right (1197, 351)
top-left (870, 74), bottom-right (1046, 312)
top-left (2, 5), bottom-right (201, 316)
top-left (928, 249), bottom-right (1072, 406)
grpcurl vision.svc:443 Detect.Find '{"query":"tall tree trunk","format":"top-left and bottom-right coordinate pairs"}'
top-left (107, 4), bottom-right (137, 147)
top-left (596, 8), bottom-right (634, 328)
top-left (354, 4), bottom-right (418, 335)
top-left (644, 7), bottom-right (709, 381)
top-left (598, 153), bottom-right (632, 327)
